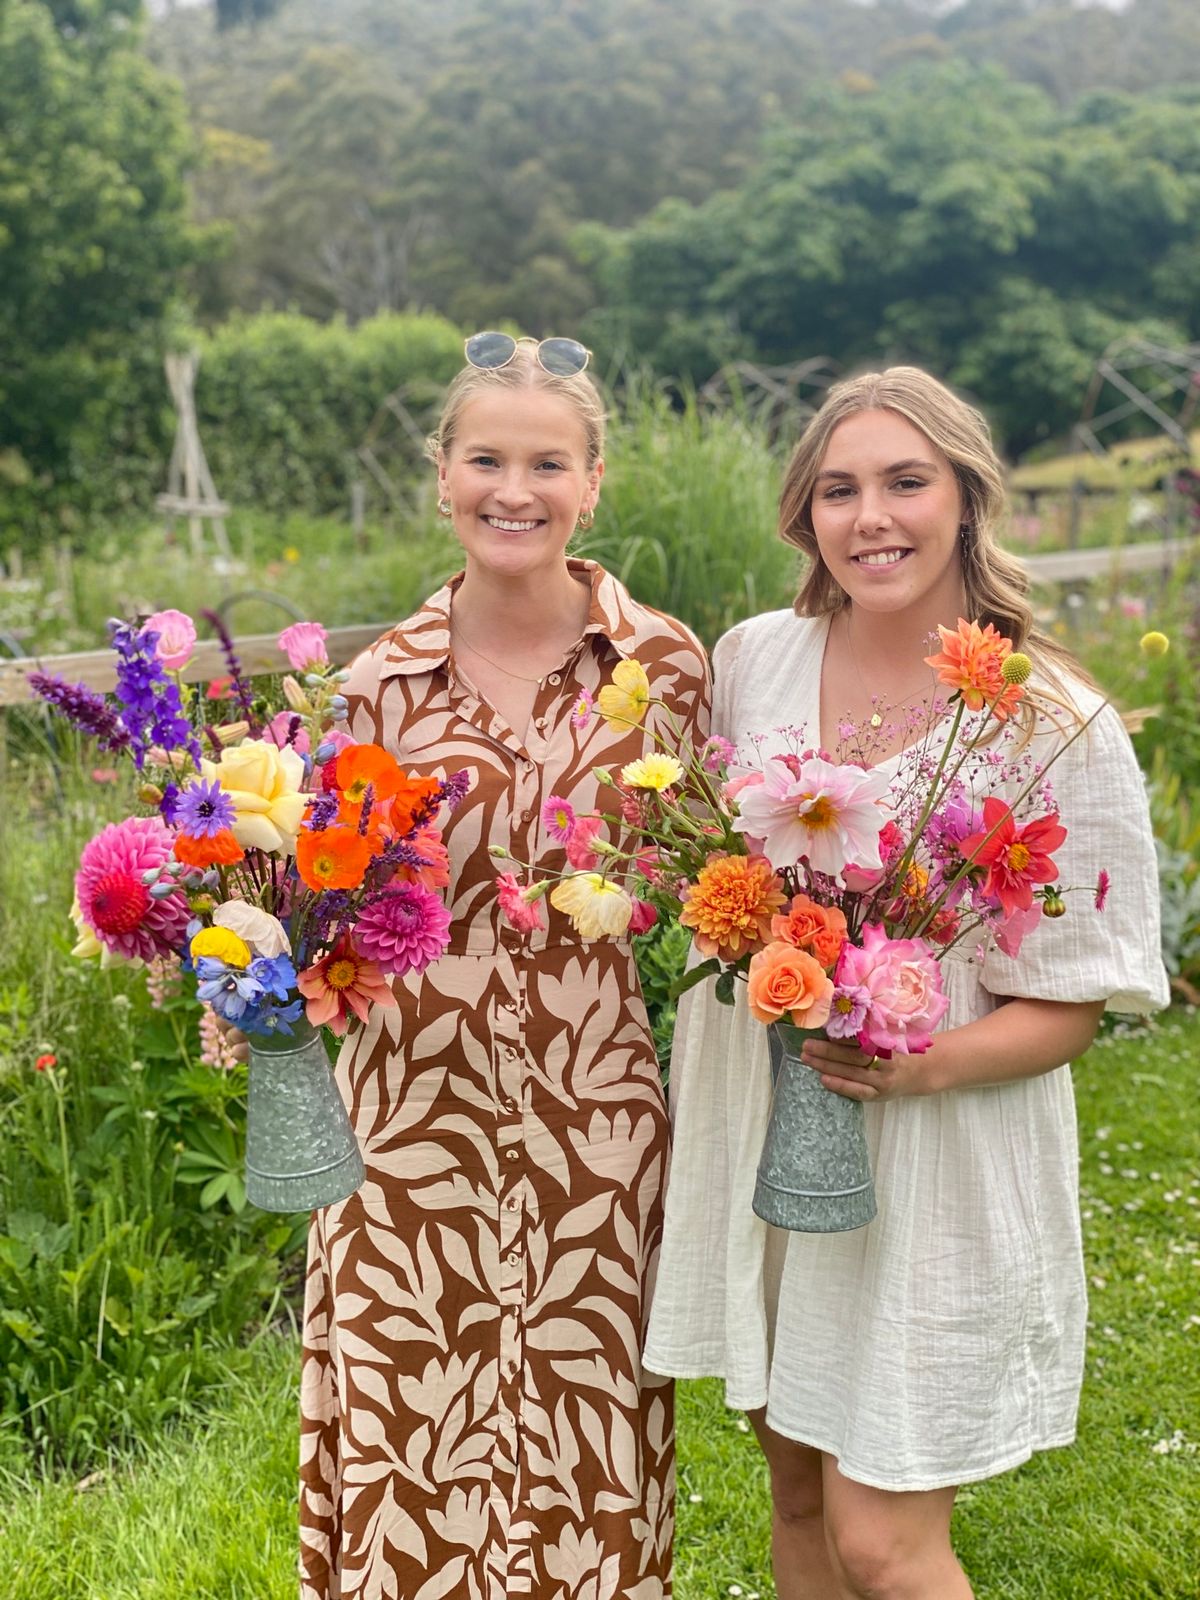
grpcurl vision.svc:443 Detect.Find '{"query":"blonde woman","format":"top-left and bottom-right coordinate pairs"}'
top-left (645, 367), bottom-right (1167, 1599)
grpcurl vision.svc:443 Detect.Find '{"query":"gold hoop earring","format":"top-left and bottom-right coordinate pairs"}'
top-left (438, 498), bottom-right (452, 518)
top-left (577, 508), bottom-right (595, 530)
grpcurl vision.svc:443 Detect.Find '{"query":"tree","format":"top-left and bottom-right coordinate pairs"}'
top-left (0, 0), bottom-right (197, 530)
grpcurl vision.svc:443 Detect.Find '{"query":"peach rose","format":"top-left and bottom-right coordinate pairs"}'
top-left (747, 940), bottom-right (834, 1028)
top-left (770, 894), bottom-right (847, 969)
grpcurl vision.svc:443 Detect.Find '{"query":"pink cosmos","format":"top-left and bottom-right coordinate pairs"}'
top-left (732, 755), bottom-right (891, 879)
top-left (570, 689), bottom-right (594, 731)
top-left (75, 815), bottom-right (191, 962)
top-left (994, 902), bottom-right (1043, 958)
top-left (143, 609), bottom-right (197, 672)
top-left (628, 898), bottom-right (659, 935)
top-left (834, 923), bottom-right (949, 1056)
top-left (497, 871), bottom-right (547, 934)
top-left (353, 884), bottom-right (453, 976)
top-left (824, 982), bottom-right (872, 1040)
top-left (565, 815), bottom-right (605, 870)
top-left (277, 621), bottom-right (329, 672)
top-left (542, 795), bottom-right (577, 842)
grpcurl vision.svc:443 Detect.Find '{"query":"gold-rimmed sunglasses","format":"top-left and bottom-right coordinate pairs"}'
top-left (464, 331), bottom-right (591, 377)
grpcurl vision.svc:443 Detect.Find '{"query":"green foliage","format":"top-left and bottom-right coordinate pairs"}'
top-left (633, 917), bottom-right (693, 1077)
top-left (0, 0), bottom-right (198, 541)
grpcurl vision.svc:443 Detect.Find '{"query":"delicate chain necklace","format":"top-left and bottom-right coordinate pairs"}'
top-left (842, 609), bottom-right (935, 730)
top-left (451, 618), bottom-right (578, 686)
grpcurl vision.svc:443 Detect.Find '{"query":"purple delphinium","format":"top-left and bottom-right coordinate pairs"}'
top-left (29, 673), bottom-right (131, 754)
top-left (200, 609), bottom-right (257, 725)
top-left (176, 777), bottom-right (237, 838)
top-left (109, 620), bottom-right (200, 770)
top-left (825, 983), bottom-right (872, 1041)
top-left (159, 783), bottom-right (181, 825)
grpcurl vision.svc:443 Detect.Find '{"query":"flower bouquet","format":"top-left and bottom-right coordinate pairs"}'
top-left (34, 611), bottom-right (465, 1211)
top-left (492, 621), bottom-right (1109, 1233)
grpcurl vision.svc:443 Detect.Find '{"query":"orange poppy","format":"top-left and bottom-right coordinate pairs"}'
top-left (386, 775), bottom-right (443, 837)
top-left (173, 829), bottom-right (244, 869)
top-left (335, 744), bottom-right (405, 808)
top-left (295, 825), bottom-right (374, 891)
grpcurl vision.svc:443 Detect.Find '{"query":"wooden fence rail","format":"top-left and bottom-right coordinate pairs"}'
top-left (1, 538), bottom-right (1194, 708)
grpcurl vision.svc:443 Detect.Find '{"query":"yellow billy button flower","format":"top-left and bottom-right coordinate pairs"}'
top-left (550, 872), bottom-right (634, 939)
top-left (1140, 631), bottom-right (1170, 659)
top-left (1001, 652), bottom-right (1033, 686)
top-left (596, 659), bottom-right (651, 729)
top-left (190, 927), bottom-right (253, 968)
top-left (621, 753), bottom-right (684, 792)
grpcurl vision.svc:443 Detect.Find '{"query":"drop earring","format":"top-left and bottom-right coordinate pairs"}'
top-left (438, 498), bottom-right (452, 518)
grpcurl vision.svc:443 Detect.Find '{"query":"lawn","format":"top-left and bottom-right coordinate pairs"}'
top-left (2, 1012), bottom-right (1196, 1600)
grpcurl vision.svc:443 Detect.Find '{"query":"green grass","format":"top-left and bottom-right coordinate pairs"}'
top-left (2, 1013), bottom-right (1196, 1600)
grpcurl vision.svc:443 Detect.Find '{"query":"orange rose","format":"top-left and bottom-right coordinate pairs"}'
top-left (770, 894), bottom-right (847, 969)
top-left (746, 940), bottom-right (834, 1028)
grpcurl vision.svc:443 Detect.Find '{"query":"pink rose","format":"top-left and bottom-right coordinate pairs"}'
top-left (565, 815), bottom-right (604, 870)
top-left (144, 609), bottom-right (197, 671)
top-left (835, 922), bottom-right (948, 1056)
top-left (628, 898), bottom-right (658, 935)
top-left (497, 871), bottom-right (546, 934)
top-left (277, 621), bottom-right (329, 672)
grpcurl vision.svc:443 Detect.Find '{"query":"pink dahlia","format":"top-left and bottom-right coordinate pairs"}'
top-left (732, 754), bottom-right (891, 879)
top-left (75, 816), bottom-right (190, 962)
top-left (354, 884), bottom-right (452, 976)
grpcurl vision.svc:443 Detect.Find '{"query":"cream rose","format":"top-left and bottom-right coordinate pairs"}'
top-left (202, 739), bottom-right (307, 854)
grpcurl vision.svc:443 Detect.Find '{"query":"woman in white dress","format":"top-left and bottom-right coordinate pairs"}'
top-left (644, 367), bottom-right (1168, 1599)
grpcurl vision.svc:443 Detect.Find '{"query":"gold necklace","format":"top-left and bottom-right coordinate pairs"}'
top-left (842, 610), bottom-right (934, 730)
top-left (451, 621), bottom-right (578, 686)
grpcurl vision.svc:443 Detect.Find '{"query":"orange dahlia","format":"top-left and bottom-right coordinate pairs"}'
top-left (679, 852), bottom-right (787, 961)
top-left (173, 828), bottom-right (244, 869)
top-left (924, 618), bottom-right (1024, 720)
top-left (295, 825), bottom-right (374, 891)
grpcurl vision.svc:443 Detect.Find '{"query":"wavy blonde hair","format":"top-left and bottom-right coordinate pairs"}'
top-left (779, 366), bottom-right (1094, 722)
top-left (426, 338), bottom-right (607, 468)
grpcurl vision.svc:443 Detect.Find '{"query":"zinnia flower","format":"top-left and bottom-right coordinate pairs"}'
top-left (732, 755), bottom-right (890, 878)
top-left (542, 795), bottom-right (577, 842)
top-left (621, 754), bottom-right (684, 792)
top-left (924, 619), bottom-right (1023, 720)
top-left (202, 739), bottom-right (307, 853)
top-left (354, 885), bottom-right (453, 975)
top-left (550, 873), bottom-right (634, 938)
top-left (277, 621), bottom-right (329, 672)
top-left (75, 816), bottom-right (190, 963)
top-left (497, 871), bottom-right (547, 934)
top-left (959, 798), bottom-right (1066, 919)
top-left (835, 924), bottom-right (949, 1056)
top-left (296, 825), bottom-right (375, 891)
top-left (596, 659), bottom-right (651, 729)
top-left (679, 852), bottom-right (787, 961)
top-left (770, 894), bottom-right (848, 968)
top-left (143, 609), bottom-right (197, 672)
top-left (746, 940), bottom-right (833, 1028)
top-left (297, 934), bottom-right (398, 1035)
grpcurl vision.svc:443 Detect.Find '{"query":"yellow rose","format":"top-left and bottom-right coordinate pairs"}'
top-left (550, 873), bottom-right (634, 939)
top-left (201, 739), bottom-right (307, 854)
top-left (596, 659), bottom-right (651, 729)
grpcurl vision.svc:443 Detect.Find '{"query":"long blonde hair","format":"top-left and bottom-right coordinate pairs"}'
top-left (779, 366), bottom-right (1093, 713)
top-left (426, 338), bottom-right (607, 468)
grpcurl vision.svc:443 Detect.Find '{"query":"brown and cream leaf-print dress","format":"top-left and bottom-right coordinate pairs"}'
top-left (299, 561), bottom-right (711, 1600)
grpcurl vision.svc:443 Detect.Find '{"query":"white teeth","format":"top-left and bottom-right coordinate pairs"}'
top-left (857, 549), bottom-right (907, 567)
top-left (486, 516), bottom-right (539, 532)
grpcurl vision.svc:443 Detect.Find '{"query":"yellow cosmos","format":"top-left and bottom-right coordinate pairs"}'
top-left (596, 659), bottom-right (651, 729)
top-left (550, 873), bottom-right (634, 939)
top-left (620, 753), bottom-right (684, 792)
top-left (191, 927), bottom-right (253, 968)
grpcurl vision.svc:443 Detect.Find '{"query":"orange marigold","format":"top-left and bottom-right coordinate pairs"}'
top-left (295, 825), bottom-right (374, 891)
top-left (173, 828), bottom-right (244, 869)
top-left (680, 852), bottom-right (787, 961)
top-left (924, 618), bottom-right (1024, 721)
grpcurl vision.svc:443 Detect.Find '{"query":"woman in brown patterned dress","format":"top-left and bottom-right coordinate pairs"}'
top-left (297, 337), bottom-right (711, 1599)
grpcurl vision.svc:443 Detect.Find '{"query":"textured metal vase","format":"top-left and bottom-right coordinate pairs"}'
top-left (752, 1022), bottom-right (877, 1233)
top-left (244, 1020), bottom-right (365, 1212)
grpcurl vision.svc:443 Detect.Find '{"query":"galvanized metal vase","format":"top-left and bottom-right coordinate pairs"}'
top-left (752, 1022), bottom-right (877, 1234)
top-left (244, 1020), bottom-right (365, 1212)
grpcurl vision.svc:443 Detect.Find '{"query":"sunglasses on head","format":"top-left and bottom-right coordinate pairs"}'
top-left (464, 331), bottom-right (591, 378)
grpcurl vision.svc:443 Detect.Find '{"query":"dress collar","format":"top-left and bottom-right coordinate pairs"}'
top-left (375, 559), bottom-right (639, 679)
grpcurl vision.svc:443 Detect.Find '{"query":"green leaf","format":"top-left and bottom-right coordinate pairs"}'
top-left (668, 957), bottom-right (722, 1000)
top-left (714, 969), bottom-right (737, 1006)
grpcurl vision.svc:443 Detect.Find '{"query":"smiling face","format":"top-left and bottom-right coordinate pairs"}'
top-left (437, 388), bottom-right (603, 583)
top-left (809, 408), bottom-right (967, 623)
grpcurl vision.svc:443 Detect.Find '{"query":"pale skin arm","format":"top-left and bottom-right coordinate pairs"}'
top-left (804, 996), bottom-right (1106, 1100)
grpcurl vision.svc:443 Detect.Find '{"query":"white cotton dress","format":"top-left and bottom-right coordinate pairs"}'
top-left (644, 609), bottom-right (1170, 1492)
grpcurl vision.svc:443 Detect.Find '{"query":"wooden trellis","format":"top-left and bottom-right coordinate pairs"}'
top-left (156, 351), bottom-right (231, 555)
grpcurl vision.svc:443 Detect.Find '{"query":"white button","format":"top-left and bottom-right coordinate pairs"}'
top-left (547, 673), bottom-right (561, 686)
top-left (505, 1196), bottom-right (519, 1211)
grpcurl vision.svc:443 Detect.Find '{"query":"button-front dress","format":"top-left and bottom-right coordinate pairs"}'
top-left (298, 560), bottom-right (711, 1600)
top-left (644, 609), bottom-right (1169, 1492)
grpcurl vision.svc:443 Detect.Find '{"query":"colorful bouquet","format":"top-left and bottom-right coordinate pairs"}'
top-left (493, 620), bottom-right (1109, 1231)
top-left (34, 610), bottom-right (466, 1209)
